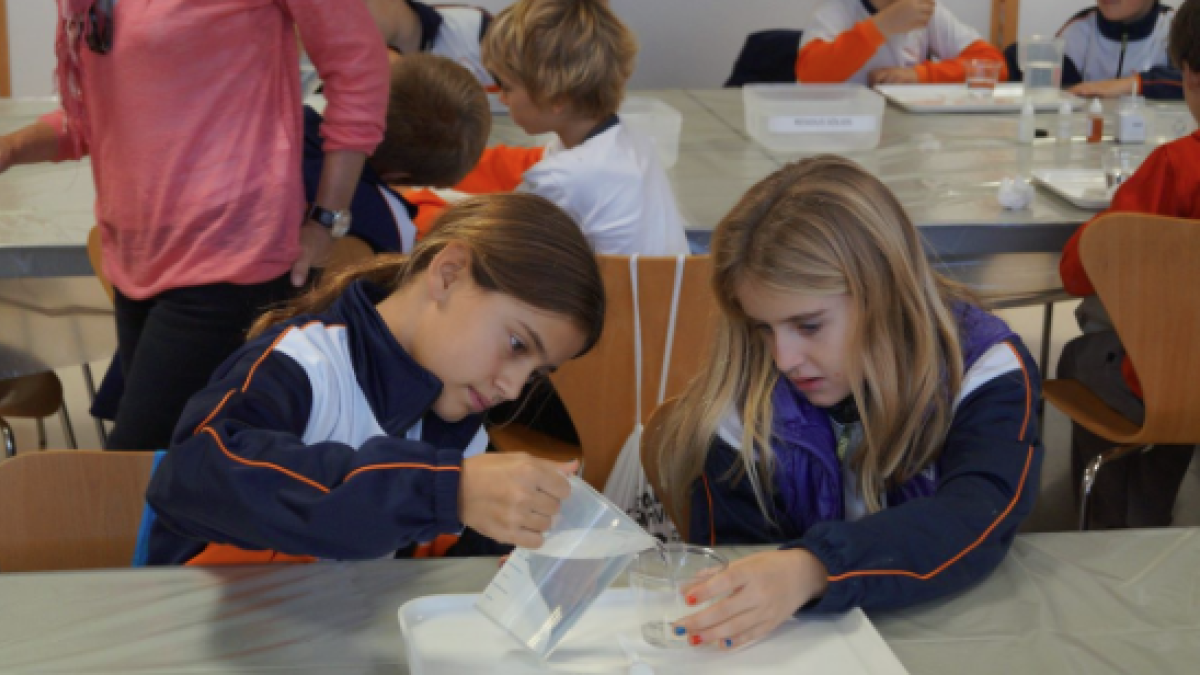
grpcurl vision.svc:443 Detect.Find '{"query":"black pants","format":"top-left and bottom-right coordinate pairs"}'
top-left (1058, 331), bottom-right (1196, 528)
top-left (106, 275), bottom-right (296, 451)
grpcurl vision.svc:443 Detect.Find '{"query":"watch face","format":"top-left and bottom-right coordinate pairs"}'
top-left (331, 211), bottom-right (353, 237)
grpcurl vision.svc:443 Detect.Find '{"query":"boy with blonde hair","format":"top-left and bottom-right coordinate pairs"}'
top-left (437, 0), bottom-right (690, 256)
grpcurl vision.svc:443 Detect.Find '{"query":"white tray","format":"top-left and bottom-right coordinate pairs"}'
top-left (1031, 168), bottom-right (1112, 210)
top-left (876, 84), bottom-right (1078, 114)
top-left (398, 589), bottom-right (909, 674)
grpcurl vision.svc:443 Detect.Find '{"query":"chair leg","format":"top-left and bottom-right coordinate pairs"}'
top-left (1, 418), bottom-right (14, 458)
top-left (1078, 443), bottom-right (1151, 530)
top-left (81, 363), bottom-right (109, 445)
top-left (36, 418), bottom-right (47, 450)
top-left (1036, 301), bottom-right (1054, 431)
top-left (59, 407), bottom-right (78, 450)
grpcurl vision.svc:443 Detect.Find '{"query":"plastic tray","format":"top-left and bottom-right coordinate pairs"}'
top-left (1031, 168), bottom-right (1111, 210)
top-left (876, 84), bottom-right (1080, 114)
top-left (398, 589), bottom-right (909, 674)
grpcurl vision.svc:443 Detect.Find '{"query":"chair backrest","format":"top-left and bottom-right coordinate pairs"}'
top-left (86, 226), bottom-right (115, 303)
top-left (1081, 213), bottom-right (1200, 443)
top-left (640, 397), bottom-right (690, 540)
top-left (0, 451), bottom-right (157, 572)
top-left (725, 29), bottom-right (804, 87)
top-left (551, 255), bottom-right (717, 488)
top-left (0, 371), bottom-right (63, 419)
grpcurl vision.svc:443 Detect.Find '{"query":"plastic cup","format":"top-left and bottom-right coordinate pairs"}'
top-left (475, 475), bottom-right (658, 659)
top-left (1102, 147), bottom-right (1140, 189)
top-left (966, 60), bottom-right (1002, 99)
top-left (628, 544), bottom-right (729, 648)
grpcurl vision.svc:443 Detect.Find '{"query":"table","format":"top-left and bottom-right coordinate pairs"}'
top-left (0, 528), bottom-right (1196, 673)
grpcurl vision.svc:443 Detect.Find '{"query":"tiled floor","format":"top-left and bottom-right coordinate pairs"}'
top-left (7, 299), bottom-right (1200, 532)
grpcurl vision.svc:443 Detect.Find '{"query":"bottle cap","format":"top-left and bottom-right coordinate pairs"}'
top-left (1022, 97), bottom-right (1035, 115)
top-left (1089, 98), bottom-right (1103, 114)
top-left (1059, 99), bottom-right (1073, 115)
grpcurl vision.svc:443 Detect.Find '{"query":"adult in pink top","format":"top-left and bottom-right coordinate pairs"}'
top-left (0, 0), bottom-right (389, 450)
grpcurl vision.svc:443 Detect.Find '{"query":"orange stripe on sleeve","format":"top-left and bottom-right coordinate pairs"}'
top-left (795, 20), bottom-right (887, 83)
top-left (344, 462), bottom-right (460, 482)
top-left (193, 389), bottom-right (237, 436)
top-left (826, 342), bottom-right (1034, 583)
top-left (242, 327), bottom-right (296, 393)
top-left (915, 40), bottom-right (1008, 84)
top-left (204, 427), bottom-right (332, 494)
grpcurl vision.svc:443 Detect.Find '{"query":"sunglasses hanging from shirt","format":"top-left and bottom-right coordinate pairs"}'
top-left (85, 0), bottom-right (115, 55)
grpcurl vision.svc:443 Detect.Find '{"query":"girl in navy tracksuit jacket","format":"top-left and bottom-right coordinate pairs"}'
top-left (145, 194), bottom-right (605, 565)
top-left (650, 157), bottom-right (1044, 649)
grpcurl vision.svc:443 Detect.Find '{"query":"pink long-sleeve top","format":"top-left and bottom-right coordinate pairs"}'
top-left (42, 0), bottom-right (388, 299)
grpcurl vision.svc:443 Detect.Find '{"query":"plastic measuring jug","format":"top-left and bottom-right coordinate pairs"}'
top-left (475, 475), bottom-right (659, 659)
top-left (1018, 36), bottom-right (1066, 107)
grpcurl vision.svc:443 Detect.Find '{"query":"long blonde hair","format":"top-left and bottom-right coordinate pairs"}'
top-left (250, 193), bottom-right (605, 355)
top-left (660, 156), bottom-right (972, 520)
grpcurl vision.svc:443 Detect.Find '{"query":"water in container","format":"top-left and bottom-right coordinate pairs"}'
top-left (475, 476), bottom-right (658, 659)
top-left (1018, 37), bottom-right (1065, 107)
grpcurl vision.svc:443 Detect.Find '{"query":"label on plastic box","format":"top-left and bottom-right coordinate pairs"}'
top-left (767, 115), bottom-right (878, 134)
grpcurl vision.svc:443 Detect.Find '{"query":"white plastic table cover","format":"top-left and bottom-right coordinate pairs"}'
top-left (0, 528), bottom-right (1196, 674)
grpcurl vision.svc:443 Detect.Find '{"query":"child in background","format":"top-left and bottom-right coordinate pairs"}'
top-left (144, 194), bottom-right (606, 565)
top-left (303, 54), bottom-right (491, 254)
top-left (1057, 0), bottom-right (1200, 529)
top-left (651, 157), bottom-right (1042, 646)
top-left (797, 0), bottom-right (1007, 85)
top-left (1009, 0), bottom-right (1182, 101)
top-left (363, 0), bottom-right (496, 88)
top-left (423, 0), bottom-right (691, 256)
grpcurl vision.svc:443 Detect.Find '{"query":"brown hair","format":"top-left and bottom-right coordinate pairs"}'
top-left (657, 156), bottom-right (975, 518)
top-left (250, 193), bottom-right (605, 354)
top-left (482, 0), bottom-right (637, 119)
top-left (1171, 0), bottom-right (1200, 72)
top-left (368, 54), bottom-right (491, 187)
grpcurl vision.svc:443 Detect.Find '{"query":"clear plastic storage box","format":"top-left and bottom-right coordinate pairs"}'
top-left (620, 96), bottom-right (683, 168)
top-left (743, 84), bottom-right (885, 152)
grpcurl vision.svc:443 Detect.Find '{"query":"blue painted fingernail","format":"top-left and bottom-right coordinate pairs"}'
top-left (674, 626), bottom-right (686, 636)
top-left (724, 638), bottom-right (733, 648)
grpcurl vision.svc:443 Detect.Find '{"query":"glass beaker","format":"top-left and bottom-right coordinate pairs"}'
top-left (1018, 36), bottom-right (1065, 107)
top-left (475, 475), bottom-right (658, 659)
top-left (628, 544), bottom-right (729, 648)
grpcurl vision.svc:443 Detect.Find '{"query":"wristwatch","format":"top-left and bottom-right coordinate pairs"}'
top-left (307, 204), bottom-right (353, 238)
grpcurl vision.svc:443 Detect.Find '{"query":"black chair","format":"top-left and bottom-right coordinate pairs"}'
top-left (725, 30), bottom-right (803, 87)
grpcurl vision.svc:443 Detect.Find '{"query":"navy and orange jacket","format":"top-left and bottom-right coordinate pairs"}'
top-left (145, 280), bottom-right (491, 565)
top-left (1060, 131), bottom-right (1200, 398)
top-left (691, 306), bottom-right (1043, 613)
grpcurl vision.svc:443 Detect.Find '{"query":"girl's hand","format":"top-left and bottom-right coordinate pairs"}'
top-left (1069, 76), bottom-right (1139, 99)
top-left (459, 454), bottom-right (577, 549)
top-left (673, 549), bottom-right (830, 649)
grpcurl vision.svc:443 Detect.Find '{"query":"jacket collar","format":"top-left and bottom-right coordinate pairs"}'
top-left (1095, 1), bottom-right (1165, 42)
top-left (323, 280), bottom-right (477, 435)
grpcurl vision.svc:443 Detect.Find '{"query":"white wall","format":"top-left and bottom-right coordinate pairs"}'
top-left (7, 0), bottom-right (58, 97)
top-left (6, 1), bottom-right (1100, 95)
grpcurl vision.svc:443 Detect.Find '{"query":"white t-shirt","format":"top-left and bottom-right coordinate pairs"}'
top-left (800, 0), bottom-right (983, 85)
top-left (429, 6), bottom-right (496, 88)
top-left (519, 120), bottom-right (691, 256)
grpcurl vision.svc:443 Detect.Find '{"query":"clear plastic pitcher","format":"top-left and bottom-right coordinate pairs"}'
top-left (1018, 36), bottom-right (1066, 107)
top-left (475, 475), bottom-right (658, 659)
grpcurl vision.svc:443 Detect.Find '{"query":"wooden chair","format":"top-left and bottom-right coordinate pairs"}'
top-left (641, 397), bottom-right (690, 540)
top-left (0, 451), bottom-right (157, 572)
top-left (491, 255), bottom-right (718, 489)
top-left (0, 372), bottom-right (75, 458)
top-left (1043, 214), bottom-right (1200, 530)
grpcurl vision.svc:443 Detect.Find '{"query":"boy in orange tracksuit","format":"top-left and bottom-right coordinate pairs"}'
top-left (797, 0), bottom-right (1006, 85)
top-left (1057, 0), bottom-right (1200, 529)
